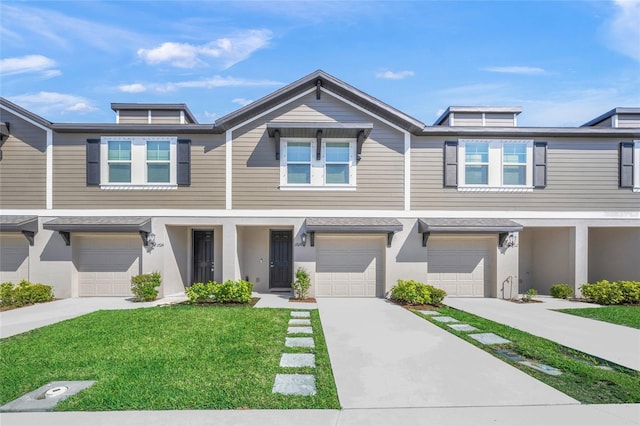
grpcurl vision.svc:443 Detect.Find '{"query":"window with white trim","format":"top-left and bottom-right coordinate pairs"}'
top-left (280, 138), bottom-right (356, 189)
top-left (101, 136), bottom-right (177, 187)
top-left (459, 139), bottom-right (534, 190)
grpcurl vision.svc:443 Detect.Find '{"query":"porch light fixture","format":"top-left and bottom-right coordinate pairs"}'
top-left (147, 232), bottom-right (157, 248)
top-left (301, 232), bottom-right (307, 247)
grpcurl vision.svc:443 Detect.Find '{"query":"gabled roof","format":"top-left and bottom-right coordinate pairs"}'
top-left (581, 107), bottom-right (640, 127)
top-left (214, 70), bottom-right (425, 133)
top-left (0, 97), bottom-right (52, 128)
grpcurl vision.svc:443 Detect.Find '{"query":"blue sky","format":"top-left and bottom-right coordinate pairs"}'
top-left (1, 0), bottom-right (639, 126)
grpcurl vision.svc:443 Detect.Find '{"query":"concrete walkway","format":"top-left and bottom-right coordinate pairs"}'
top-left (445, 297), bottom-right (640, 371)
top-left (317, 298), bottom-right (577, 409)
top-left (2, 404), bottom-right (639, 426)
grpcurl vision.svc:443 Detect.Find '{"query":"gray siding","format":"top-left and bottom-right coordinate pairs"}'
top-left (52, 132), bottom-right (226, 209)
top-left (485, 113), bottom-right (515, 127)
top-left (119, 110), bottom-right (147, 124)
top-left (453, 113), bottom-right (482, 126)
top-left (411, 136), bottom-right (640, 211)
top-left (0, 110), bottom-right (47, 208)
top-left (618, 114), bottom-right (640, 128)
top-left (232, 92), bottom-right (405, 210)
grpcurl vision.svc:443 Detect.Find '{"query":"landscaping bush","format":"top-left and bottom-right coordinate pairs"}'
top-left (618, 281), bottom-right (640, 304)
top-left (580, 280), bottom-right (624, 305)
top-left (130, 272), bottom-right (161, 302)
top-left (522, 288), bottom-right (538, 302)
top-left (550, 284), bottom-right (573, 299)
top-left (291, 267), bottom-right (311, 299)
top-left (1, 280), bottom-right (54, 307)
top-left (390, 280), bottom-right (446, 306)
top-left (186, 280), bottom-right (253, 304)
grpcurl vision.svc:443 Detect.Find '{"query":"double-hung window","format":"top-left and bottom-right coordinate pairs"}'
top-left (458, 139), bottom-right (534, 190)
top-left (281, 138), bottom-right (356, 189)
top-left (101, 136), bottom-right (177, 188)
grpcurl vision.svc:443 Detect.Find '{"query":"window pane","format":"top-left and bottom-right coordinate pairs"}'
top-left (287, 164), bottom-right (310, 184)
top-left (108, 141), bottom-right (131, 161)
top-left (465, 143), bottom-right (488, 163)
top-left (148, 163), bottom-right (170, 183)
top-left (147, 141), bottom-right (170, 161)
top-left (326, 164), bottom-right (349, 184)
top-left (109, 164), bottom-right (131, 182)
top-left (465, 165), bottom-right (488, 185)
top-left (287, 142), bottom-right (310, 162)
top-left (326, 143), bottom-right (350, 162)
top-left (504, 144), bottom-right (526, 163)
top-left (503, 165), bottom-right (526, 185)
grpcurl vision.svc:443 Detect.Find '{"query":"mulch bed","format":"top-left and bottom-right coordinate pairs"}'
top-left (177, 297), bottom-right (261, 307)
top-left (289, 298), bottom-right (317, 303)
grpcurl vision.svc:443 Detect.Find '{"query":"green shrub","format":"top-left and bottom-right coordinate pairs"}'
top-left (0, 282), bottom-right (15, 307)
top-left (522, 288), bottom-right (538, 302)
top-left (130, 272), bottom-right (161, 302)
top-left (2, 280), bottom-right (54, 307)
top-left (618, 281), bottom-right (640, 304)
top-left (390, 280), bottom-right (446, 306)
top-left (291, 267), bottom-right (311, 299)
top-left (580, 280), bottom-right (624, 305)
top-left (550, 284), bottom-right (573, 299)
top-left (186, 280), bottom-right (253, 304)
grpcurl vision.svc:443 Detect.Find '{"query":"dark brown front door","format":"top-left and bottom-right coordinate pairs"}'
top-left (193, 230), bottom-right (214, 283)
top-left (270, 230), bottom-right (292, 288)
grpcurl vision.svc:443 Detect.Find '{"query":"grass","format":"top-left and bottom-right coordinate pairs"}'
top-left (555, 306), bottom-right (640, 329)
top-left (0, 305), bottom-right (339, 410)
top-left (413, 306), bottom-right (640, 404)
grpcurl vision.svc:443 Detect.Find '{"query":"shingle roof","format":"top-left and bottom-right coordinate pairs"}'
top-left (305, 217), bottom-right (403, 233)
top-left (418, 218), bottom-right (523, 233)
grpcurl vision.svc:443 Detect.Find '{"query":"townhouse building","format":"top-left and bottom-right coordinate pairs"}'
top-left (1, 70), bottom-right (638, 299)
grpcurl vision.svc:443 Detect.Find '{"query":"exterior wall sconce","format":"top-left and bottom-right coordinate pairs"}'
top-left (301, 232), bottom-right (307, 247)
top-left (147, 232), bottom-right (157, 248)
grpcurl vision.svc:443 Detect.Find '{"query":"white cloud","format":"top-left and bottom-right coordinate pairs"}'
top-left (375, 70), bottom-right (415, 80)
top-left (232, 98), bottom-right (253, 107)
top-left (482, 66), bottom-right (546, 75)
top-left (155, 75), bottom-right (281, 92)
top-left (118, 83), bottom-right (147, 93)
top-left (10, 92), bottom-right (97, 115)
top-left (604, 0), bottom-right (640, 61)
top-left (138, 29), bottom-right (272, 69)
top-left (0, 55), bottom-right (60, 77)
top-left (200, 111), bottom-right (218, 122)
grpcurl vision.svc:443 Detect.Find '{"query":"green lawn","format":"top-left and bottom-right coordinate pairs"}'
top-left (0, 306), bottom-right (340, 410)
top-left (414, 306), bottom-right (640, 404)
top-left (555, 306), bottom-right (640, 329)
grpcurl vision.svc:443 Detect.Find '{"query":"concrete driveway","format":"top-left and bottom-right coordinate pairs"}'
top-left (445, 297), bottom-right (640, 371)
top-left (317, 298), bottom-right (578, 409)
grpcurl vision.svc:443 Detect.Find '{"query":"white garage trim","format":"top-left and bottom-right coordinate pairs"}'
top-left (74, 234), bottom-right (141, 297)
top-left (0, 234), bottom-right (29, 282)
top-left (427, 236), bottom-right (494, 297)
top-left (315, 235), bottom-right (384, 297)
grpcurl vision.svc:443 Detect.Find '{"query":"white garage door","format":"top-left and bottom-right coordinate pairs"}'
top-left (75, 235), bottom-right (140, 297)
top-left (427, 237), bottom-right (493, 297)
top-left (0, 235), bottom-right (29, 283)
top-left (315, 236), bottom-right (383, 297)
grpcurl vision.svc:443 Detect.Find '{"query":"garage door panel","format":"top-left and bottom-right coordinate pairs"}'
top-left (0, 236), bottom-right (29, 282)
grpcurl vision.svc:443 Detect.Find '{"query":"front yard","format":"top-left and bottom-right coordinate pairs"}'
top-left (0, 306), bottom-right (339, 410)
top-left (555, 306), bottom-right (640, 329)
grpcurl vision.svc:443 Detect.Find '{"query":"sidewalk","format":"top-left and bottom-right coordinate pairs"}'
top-left (444, 297), bottom-right (640, 371)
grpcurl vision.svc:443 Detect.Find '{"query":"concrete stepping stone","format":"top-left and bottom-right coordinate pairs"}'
top-left (447, 323), bottom-right (478, 332)
top-left (291, 311), bottom-right (310, 318)
top-left (518, 361), bottom-right (562, 376)
top-left (272, 374), bottom-right (316, 396)
top-left (495, 349), bottom-right (526, 362)
top-left (280, 353), bottom-right (315, 368)
top-left (418, 310), bottom-right (440, 316)
top-left (468, 333), bottom-right (511, 345)
top-left (288, 326), bottom-right (313, 334)
top-left (289, 319), bottom-right (311, 326)
top-left (285, 337), bottom-right (314, 348)
top-left (432, 316), bottom-right (459, 323)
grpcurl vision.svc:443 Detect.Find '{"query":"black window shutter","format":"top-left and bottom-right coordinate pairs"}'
top-left (620, 142), bottom-right (634, 188)
top-left (86, 139), bottom-right (100, 186)
top-left (177, 139), bottom-right (191, 186)
top-left (444, 141), bottom-right (458, 187)
top-left (533, 142), bottom-right (548, 188)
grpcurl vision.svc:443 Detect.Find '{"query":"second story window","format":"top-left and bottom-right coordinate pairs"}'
top-left (108, 140), bottom-right (132, 183)
top-left (326, 142), bottom-right (351, 184)
top-left (147, 141), bottom-right (171, 183)
top-left (286, 142), bottom-right (311, 184)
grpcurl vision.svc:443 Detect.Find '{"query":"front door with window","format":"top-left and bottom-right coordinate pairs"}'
top-left (269, 230), bottom-right (292, 288)
top-left (193, 230), bottom-right (214, 284)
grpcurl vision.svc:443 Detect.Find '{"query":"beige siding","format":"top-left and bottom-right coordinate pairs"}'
top-left (0, 110), bottom-right (47, 208)
top-left (485, 113), bottom-right (515, 127)
top-left (232, 92), bottom-right (405, 210)
top-left (52, 133), bottom-right (226, 208)
top-left (118, 110), bottom-right (148, 124)
top-left (151, 110), bottom-right (181, 124)
top-left (618, 114), bottom-right (640, 128)
top-left (453, 113), bottom-right (482, 126)
top-left (411, 136), bottom-right (640, 211)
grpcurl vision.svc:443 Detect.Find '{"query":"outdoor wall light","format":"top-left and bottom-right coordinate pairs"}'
top-left (301, 232), bottom-right (307, 247)
top-left (147, 232), bottom-right (157, 248)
